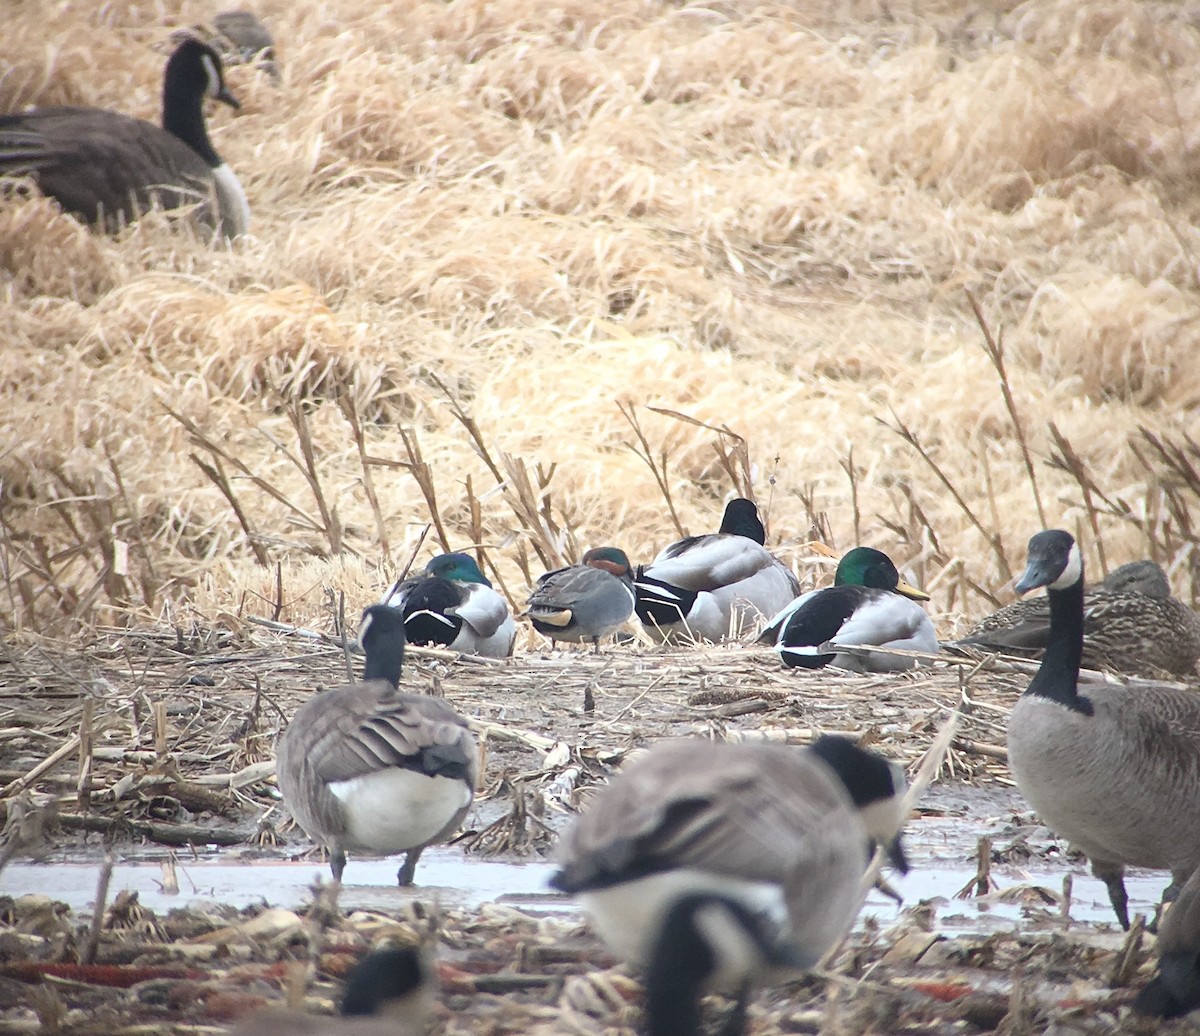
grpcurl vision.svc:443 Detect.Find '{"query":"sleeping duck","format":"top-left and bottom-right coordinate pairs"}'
top-left (958, 559), bottom-right (1200, 678)
top-left (759, 546), bottom-right (937, 672)
top-left (382, 552), bottom-right (515, 658)
top-left (526, 547), bottom-right (636, 651)
top-left (634, 498), bottom-right (801, 643)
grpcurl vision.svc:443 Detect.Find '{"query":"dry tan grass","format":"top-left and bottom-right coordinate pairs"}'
top-left (2, 0), bottom-right (1199, 634)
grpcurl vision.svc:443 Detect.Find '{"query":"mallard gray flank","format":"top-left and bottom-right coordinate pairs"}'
top-left (759, 546), bottom-right (937, 672)
top-left (550, 735), bottom-right (909, 1036)
top-left (1006, 530), bottom-right (1200, 929)
top-left (275, 605), bottom-right (477, 886)
top-left (960, 558), bottom-right (1200, 677)
top-left (382, 552), bottom-right (515, 658)
top-left (0, 38), bottom-right (249, 239)
top-left (634, 497), bottom-right (801, 643)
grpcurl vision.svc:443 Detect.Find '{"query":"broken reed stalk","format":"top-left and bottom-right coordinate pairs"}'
top-left (81, 856), bottom-right (114, 966)
top-left (277, 400), bottom-right (343, 555)
top-left (102, 440), bottom-right (158, 599)
top-left (336, 590), bottom-right (354, 682)
top-left (77, 700), bottom-right (93, 811)
top-left (966, 289), bottom-right (1046, 528)
top-left (617, 401), bottom-right (686, 538)
top-left (500, 453), bottom-right (568, 569)
top-left (883, 411), bottom-right (1012, 583)
top-left (338, 394), bottom-right (390, 558)
top-left (397, 427), bottom-right (453, 554)
top-left (163, 401), bottom-right (335, 557)
top-left (795, 482), bottom-right (832, 544)
top-left (427, 372), bottom-right (575, 571)
top-left (839, 448), bottom-right (862, 547)
top-left (1046, 422), bottom-right (1108, 575)
top-left (188, 452), bottom-right (271, 567)
top-left (648, 405), bottom-right (755, 501)
top-left (154, 701), bottom-right (168, 761)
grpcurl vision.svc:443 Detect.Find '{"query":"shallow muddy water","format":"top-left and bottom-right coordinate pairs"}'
top-left (0, 785), bottom-right (1171, 935)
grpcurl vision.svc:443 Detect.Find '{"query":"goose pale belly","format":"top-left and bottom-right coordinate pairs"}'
top-left (1008, 695), bottom-right (1200, 871)
top-left (329, 769), bottom-right (472, 854)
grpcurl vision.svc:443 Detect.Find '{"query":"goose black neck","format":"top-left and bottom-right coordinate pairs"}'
top-left (162, 75), bottom-right (221, 166)
top-left (644, 896), bottom-right (715, 1036)
top-left (1024, 574), bottom-right (1086, 708)
top-left (362, 635), bottom-right (404, 688)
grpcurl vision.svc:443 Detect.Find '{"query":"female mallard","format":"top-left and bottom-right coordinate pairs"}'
top-left (634, 498), bottom-right (801, 643)
top-left (525, 547), bottom-right (636, 650)
top-left (1006, 530), bottom-right (1200, 930)
top-left (275, 605), bottom-right (477, 886)
top-left (759, 546), bottom-right (937, 672)
top-left (382, 552), bottom-right (515, 658)
top-left (550, 736), bottom-right (909, 1036)
top-left (960, 559), bottom-right (1200, 677)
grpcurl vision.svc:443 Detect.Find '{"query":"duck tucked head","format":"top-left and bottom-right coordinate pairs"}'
top-left (808, 735), bottom-right (910, 873)
top-left (359, 604), bottom-right (407, 686)
top-left (835, 547), bottom-right (929, 601)
top-left (583, 546), bottom-right (634, 579)
top-left (717, 498), bottom-right (767, 544)
top-left (1014, 529), bottom-right (1082, 594)
top-left (424, 552), bottom-right (491, 586)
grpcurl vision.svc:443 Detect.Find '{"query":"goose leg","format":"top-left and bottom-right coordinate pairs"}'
top-left (1092, 858), bottom-right (1130, 930)
top-left (1163, 869), bottom-right (1192, 905)
top-left (398, 845), bottom-right (424, 886)
top-left (331, 848), bottom-right (347, 883)
top-left (715, 981), bottom-right (752, 1036)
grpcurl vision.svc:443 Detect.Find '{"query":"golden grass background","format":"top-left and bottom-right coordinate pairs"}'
top-left (2, 0), bottom-right (1198, 638)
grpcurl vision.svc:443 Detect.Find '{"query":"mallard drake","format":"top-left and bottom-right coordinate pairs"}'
top-left (959, 558), bottom-right (1200, 678)
top-left (275, 605), bottom-right (477, 886)
top-left (550, 735), bottom-right (908, 1036)
top-left (229, 944), bottom-right (431, 1035)
top-left (525, 547), bottom-right (636, 650)
top-left (1006, 530), bottom-right (1200, 929)
top-left (634, 497), bottom-right (802, 643)
top-left (1136, 865), bottom-right (1200, 1019)
top-left (759, 546), bottom-right (937, 672)
top-left (382, 552), bottom-right (515, 659)
top-left (0, 38), bottom-right (249, 239)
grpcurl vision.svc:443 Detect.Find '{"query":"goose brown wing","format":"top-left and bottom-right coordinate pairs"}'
top-left (555, 742), bottom-right (859, 891)
top-left (309, 685), bottom-right (476, 787)
top-left (0, 109), bottom-right (213, 223)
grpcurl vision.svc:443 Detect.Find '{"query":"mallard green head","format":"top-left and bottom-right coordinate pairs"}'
top-left (583, 546), bottom-right (634, 578)
top-left (717, 497), bottom-right (766, 545)
top-left (835, 547), bottom-right (929, 601)
top-left (425, 552), bottom-right (490, 586)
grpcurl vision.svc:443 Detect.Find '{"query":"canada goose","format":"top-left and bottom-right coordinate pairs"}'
top-left (634, 498), bottom-right (802, 643)
top-left (0, 38), bottom-right (249, 239)
top-left (1136, 865), bottom-right (1200, 1019)
top-left (550, 735), bottom-right (909, 1036)
top-left (227, 944), bottom-right (431, 1035)
top-left (1006, 530), bottom-right (1200, 929)
top-left (959, 558), bottom-right (1200, 678)
top-left (525, 547), bottom-right (636, 650)
top-left (759, 547), bottom-right (937, 672)
top-left (275, 605), bottom-right (477, 886)
top-left (382, 552), bottom-right (515, 658)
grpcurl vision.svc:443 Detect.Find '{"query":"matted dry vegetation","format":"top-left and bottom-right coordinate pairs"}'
top-left (1, 0), bottom-right (1199, 638)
